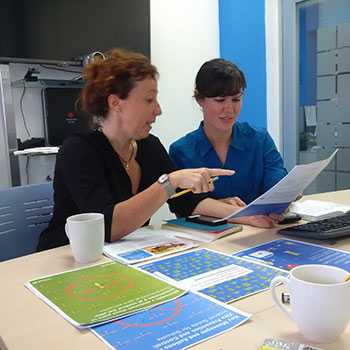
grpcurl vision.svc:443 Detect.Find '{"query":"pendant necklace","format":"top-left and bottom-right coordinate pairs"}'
top-left (118, 140), bottom-right (137, 170)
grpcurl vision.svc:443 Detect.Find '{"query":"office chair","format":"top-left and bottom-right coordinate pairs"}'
top-left (0, 182), bottom-right (53, 262)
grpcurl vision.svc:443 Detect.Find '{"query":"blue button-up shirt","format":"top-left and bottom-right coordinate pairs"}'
top-left (169, 122), bottom-right (287, 204)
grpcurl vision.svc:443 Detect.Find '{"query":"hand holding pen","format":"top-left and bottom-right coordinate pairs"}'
top-left (168, 168), bottom-right (235, 198)
top-left (171, 176), bottom-right (219, 198)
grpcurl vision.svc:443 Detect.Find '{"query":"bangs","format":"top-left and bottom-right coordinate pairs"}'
top-left (203, 75), bottom-right (244, 97)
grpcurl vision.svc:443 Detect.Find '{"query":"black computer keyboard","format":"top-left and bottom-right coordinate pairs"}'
top-left (278, 212), bottom-right (350, 240)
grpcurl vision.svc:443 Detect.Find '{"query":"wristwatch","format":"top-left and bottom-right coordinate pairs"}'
top-left (158, 174), bottom-right (176, 198)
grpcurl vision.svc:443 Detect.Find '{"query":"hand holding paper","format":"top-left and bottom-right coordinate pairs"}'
top-left (223, 149), bottom-right (338, 220)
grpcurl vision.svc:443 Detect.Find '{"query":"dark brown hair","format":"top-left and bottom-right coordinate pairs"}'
top-left (81, 48), bottom-right (158, 119)
top-left (194, 58), bottom-right (246, 99)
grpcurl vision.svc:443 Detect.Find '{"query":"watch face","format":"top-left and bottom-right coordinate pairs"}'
top-left (159, 174), bottom-right (168, 184)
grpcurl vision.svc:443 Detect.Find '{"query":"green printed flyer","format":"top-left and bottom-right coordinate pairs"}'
top-left (27, 261), bottom-right (185, 327)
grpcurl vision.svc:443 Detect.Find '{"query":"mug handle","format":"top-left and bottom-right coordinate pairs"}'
top-left (270, 275), bottom-right (293, 321)
top-left (65, 223), bottom-right (70, 240)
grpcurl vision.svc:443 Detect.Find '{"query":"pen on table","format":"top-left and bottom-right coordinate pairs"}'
top-left (170, 176), bottom-right (219, 199)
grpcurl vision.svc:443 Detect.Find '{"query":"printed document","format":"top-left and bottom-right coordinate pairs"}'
top-left (235, 238), bottom-right (350, 272)
top-left (92, 292), bottom-right (250, 350)
top-left (25, 261), bottom-right (185, 328)
top-left (140, 248), bottom-right (287, 303)
top-left (103, 227), bottom-right (196, 264)
top-left (223, 149), bottom-right (338, 220)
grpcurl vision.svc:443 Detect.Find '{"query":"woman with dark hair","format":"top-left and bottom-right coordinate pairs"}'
top-left (36, 50), bottom-right (255, 252)
top-left (170, 58), bottom-right (287, 207)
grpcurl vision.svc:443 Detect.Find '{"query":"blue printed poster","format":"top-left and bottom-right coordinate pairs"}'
top-left (92, 292), bottom-right (249, 350)
top-left (140, 248), bottom-right (287, 303)
top-left (234, 238), bottom-right (350, 271)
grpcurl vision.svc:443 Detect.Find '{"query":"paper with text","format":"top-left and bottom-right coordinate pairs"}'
top-left (104, 227), bottom-right (196, 264)
top-left (223, 149), bottom-right (338, 220)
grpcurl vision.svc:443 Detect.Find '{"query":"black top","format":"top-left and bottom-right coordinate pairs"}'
top-left (37, 130), bottom-right (206, 251)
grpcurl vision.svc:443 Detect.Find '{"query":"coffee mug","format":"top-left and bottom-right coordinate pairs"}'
top-left (65, 213), bottom-right (105, 264)
top-left (270, 264), bottom-right (350, 343)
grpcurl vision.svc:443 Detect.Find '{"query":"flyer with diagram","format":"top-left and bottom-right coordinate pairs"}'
top-left (25, 261), bottom-right (185, 328)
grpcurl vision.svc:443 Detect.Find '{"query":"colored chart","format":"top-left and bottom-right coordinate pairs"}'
top-left (140, 249), bottom-right (287, 303)
top-left (27, 261), bottom-right (185, 327)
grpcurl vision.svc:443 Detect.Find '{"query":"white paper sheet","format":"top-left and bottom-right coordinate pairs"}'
top-left (14, 147), bottom-right (59, 155)
top-left (223, 149), bottom-right (338, 220)
top-left (290, 199), bottom-right (350, 221)
top-left (173, 264), bottom-right (252, 291)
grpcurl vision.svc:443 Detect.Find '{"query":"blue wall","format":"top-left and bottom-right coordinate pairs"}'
top-left (219, 0), bottom-right (267, 128)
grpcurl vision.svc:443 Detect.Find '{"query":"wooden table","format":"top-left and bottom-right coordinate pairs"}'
top-left (1, 190), bottom-right (350, 350)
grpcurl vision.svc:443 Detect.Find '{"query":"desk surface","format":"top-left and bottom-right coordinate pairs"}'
top-left (1, 190), bottom-right (350, 350)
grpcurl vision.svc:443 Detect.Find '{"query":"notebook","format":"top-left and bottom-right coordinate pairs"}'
top-left (162, 218), bottom-right (242, 242)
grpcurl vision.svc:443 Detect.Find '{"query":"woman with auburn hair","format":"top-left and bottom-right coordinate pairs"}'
top-left (37, 49), bottom-right (274, 251)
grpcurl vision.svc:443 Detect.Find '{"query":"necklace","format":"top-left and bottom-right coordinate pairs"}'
top-left (118, 140), bottom-right (137, 170)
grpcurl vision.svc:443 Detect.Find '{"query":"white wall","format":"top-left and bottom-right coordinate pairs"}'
top-left (150, 0), bottom-right (219, 149)
top-left (150, 0), bottom-right (220, 223)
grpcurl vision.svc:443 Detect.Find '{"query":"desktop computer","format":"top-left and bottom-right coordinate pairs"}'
top-left (42, 87), bottom-right (90, 146)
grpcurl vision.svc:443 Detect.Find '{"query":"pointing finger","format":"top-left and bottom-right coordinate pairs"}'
top-left (207, 168), bottom-right (235, 177)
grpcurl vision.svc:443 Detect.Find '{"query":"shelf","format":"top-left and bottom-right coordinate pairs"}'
top-left (11, 78), bottom-right (83, 89)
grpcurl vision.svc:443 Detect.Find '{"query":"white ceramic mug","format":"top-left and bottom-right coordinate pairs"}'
top-left (65, 213), bottom-right (104, 264)
top-left (270, 264), bottom-right (350, 343)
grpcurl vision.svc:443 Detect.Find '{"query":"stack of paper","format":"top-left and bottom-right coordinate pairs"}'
top-left (14, 147), bottom-right (59, 156)
top-left (289, 200), bottom-right (350, 221)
